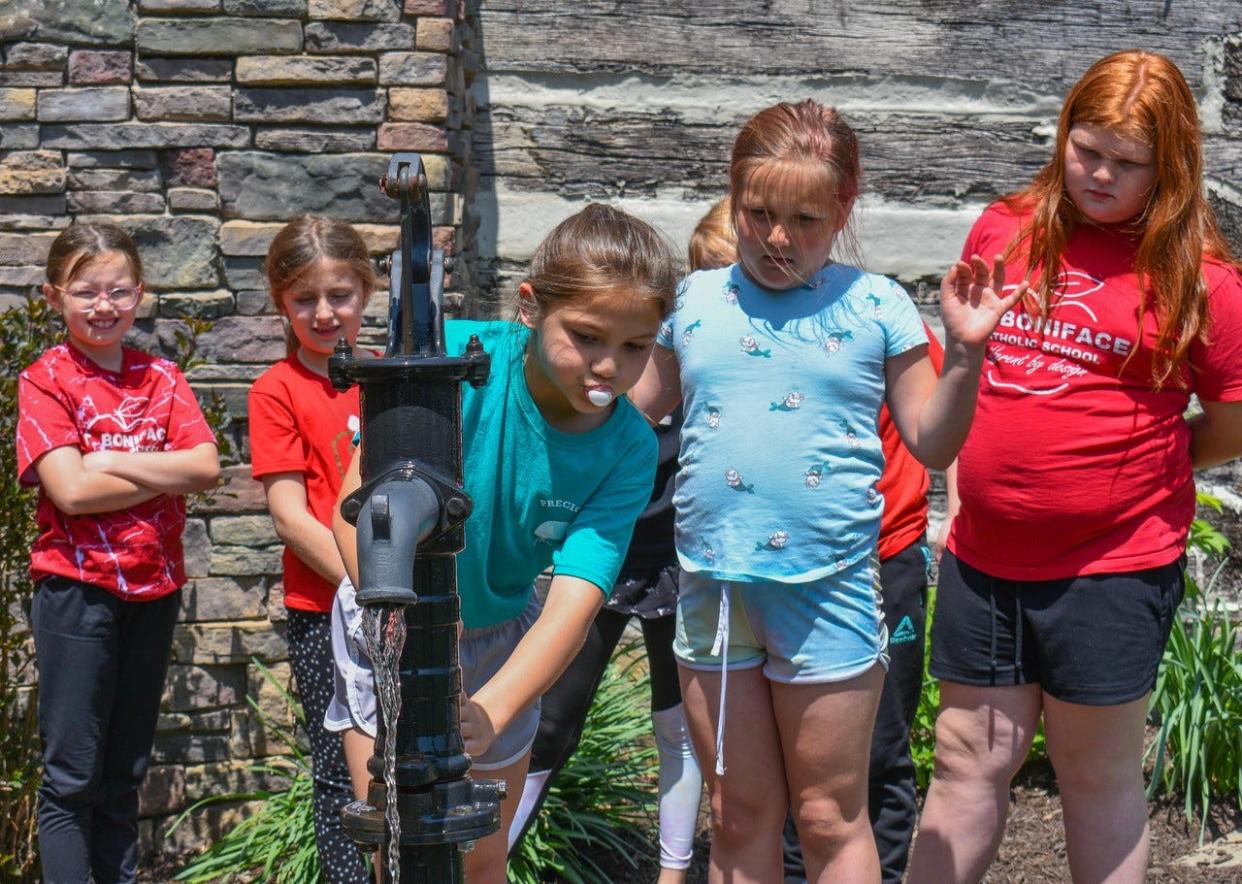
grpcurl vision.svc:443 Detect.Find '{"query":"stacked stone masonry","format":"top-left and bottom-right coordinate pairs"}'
top-left (0, 0), bottom-right (480, 857)
top-left (5, 0), bottom-right (1242, 866)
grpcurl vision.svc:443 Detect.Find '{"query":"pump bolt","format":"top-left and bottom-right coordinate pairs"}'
top-left (446, 496), bottom-right (468, 519)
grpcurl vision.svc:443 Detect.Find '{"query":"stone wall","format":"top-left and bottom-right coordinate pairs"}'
top-left (0, 0), bottom-right (481, 857)
top-left (466, 3), bottom-right (1242, 592)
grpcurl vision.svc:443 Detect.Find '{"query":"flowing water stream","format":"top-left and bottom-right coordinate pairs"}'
top-left (363, 604), bottom-right (408, 884)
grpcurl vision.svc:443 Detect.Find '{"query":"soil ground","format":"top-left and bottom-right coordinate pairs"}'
top-left (602, 759), bottom-right (1242, 883)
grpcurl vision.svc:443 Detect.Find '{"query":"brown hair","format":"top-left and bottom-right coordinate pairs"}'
top-left (45, 222), bottom-right (143, 288)
top-left (265, 215), bottom-right (377, 355)
top-left (523, 203), bottom-right (678, 320)
top-left (688, 197), bottom-right (738, 271)
top-left (729, 99), bottom-right (863, 271)
top-left (1003, 49), bottom-right (1237, 386)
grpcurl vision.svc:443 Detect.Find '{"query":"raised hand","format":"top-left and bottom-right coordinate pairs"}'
top-left (940, 254), bottom-right (1028, 349)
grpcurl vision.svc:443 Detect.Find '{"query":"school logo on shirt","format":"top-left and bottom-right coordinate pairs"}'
top-left (986, 272), bottom-right (1134, 397)
top-left (891, 615), bottom-right (918, 645)
top-left (534, 497), bottom-right (580, 544)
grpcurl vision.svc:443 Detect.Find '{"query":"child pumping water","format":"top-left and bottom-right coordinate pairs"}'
top-left (328, 204), bottom-right (680, 883)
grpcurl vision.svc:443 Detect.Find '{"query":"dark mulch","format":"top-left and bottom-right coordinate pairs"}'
top-left (601, 759), bottom-right (1242, 883)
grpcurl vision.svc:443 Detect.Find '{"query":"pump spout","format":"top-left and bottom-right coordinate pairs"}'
top-left (354, 478), bottom-right (440, 606)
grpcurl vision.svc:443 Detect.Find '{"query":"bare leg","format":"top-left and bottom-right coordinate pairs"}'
top-left (1043, 693), bottom-right (1149, 884)
top-left (772, 664), bottom-right (885, 884)
top-left (680, 664), bottom-right (788, 883)
top-left (906, 682), bottom-right (1042, 883)
top-left (465, 752), bottom-right (531, 884)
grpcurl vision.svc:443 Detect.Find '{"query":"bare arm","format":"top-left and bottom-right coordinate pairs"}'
top-left (887, 256), bottom-right (1025, 470)
top-left (34, 446), bottom-right (162, 515)
top-left (1188, 399), bottom-right (1242, 470)
top-left (332, 445), bottom-right (364, 588)
top-left (932, 460), bottom-right (960, 563)
top-left (263, 472), bottom-right (349, 587)
top-left (461, 574), bottom-right (604, 755)
top-left (82, 442), bottom-right (220, 495)
top-left (629, 345), bottom-right (683, 425)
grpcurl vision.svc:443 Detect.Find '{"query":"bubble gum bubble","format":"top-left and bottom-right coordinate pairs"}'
top-left (587, 388), bottom-right (614, 407)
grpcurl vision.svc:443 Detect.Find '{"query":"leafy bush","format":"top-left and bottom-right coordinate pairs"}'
top-left (172, 660), bottom-right (323, 884)
top-left (509, 644), bottom-right (658, 884)
top-left (1145, 494), bottom-right (1242, 839)
top-left (0, 298), bottom-right (64, 882)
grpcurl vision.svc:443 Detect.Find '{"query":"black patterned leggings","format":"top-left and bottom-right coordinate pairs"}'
top-left (286, 610), bottom-right (370, 884)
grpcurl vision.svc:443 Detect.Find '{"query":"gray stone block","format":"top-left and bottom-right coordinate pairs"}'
top-left (42, 122), bottom-right (250, 150)
top-left (0, 194), bottom-right (66, 214)
top-left (180, 577), bottom-right (268, 621)
top-left (133, 85), bottom-right (232, 121)
top-left (16, 0), bottom-right (132, 46)
top-left (194, 315), bottom-right (286, 363)
top-left (233, 86), bottom-right (385, 125)
top-left (38, 87), bottom-right (130, 122)
top-left (0, 214), bottom-right (69, 231)
top-left (0, 231), bottom-right (58, 265)
top-left (0, 265), bottom-right (46, 286)
top-left (136, 17), bottom-right (303, 56)
top-left (162, 662), bottom-right (246, 709)
top-left (217, 151), bottom-right (399, 222)
top-left (171, 621), bottom-right (289, 664)
top-left (139, 0), bottom-right (221, 11)
top-left (0, 124), bottom-right (38, 148)
top-left (168, 187), bottom-right (219, 212)
top-left (221, 255), bottom-right (266, 290)
top-left (186, 362), bottom-right (267, 382)
top-left (234, 54), bottom-right (376, 86)
top-left (134, 56), bottom-right (233, 82)
top-left (159, 289), bottom-right (235, 319)
top-left (73, 214), bottom-right (220, 289)
top-left (234, 289), bottom-right (275, 315)
top-left (0, 150), bottom-right (64, 195)
top-left (222, 0), bottom-right (307, 13)
top-left (253, 126), bottom-right (375, 152)
top-left (0, 70), bottom-right (62, 87)
top-left (308, 0), bottom-right (400, 22)
top-left (66, 150), bottom-right (160, 169)
top-left (182, 518), bottom-right (210, 578)
top-left (304, 21), bottom-right (415, 54)
top-left (210, 514), bottom-right (280, 546)
top-left (3, 42), bottom-right (68, 69)
top-left (67, 167), bottom-right (163, 192)
top-left (219, 220), bottom-right (282, 256)
top-left (67, 191), bottom-right (167, 214)
top-left (377, 50), bottom-right (447, 85)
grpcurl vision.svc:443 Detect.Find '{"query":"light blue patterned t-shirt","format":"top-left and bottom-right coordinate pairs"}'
top-left (657, 263), bottom-right (926, 583)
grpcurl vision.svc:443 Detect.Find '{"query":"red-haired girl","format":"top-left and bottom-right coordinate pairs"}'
top-left (633, 100), bottom-right (1022, 882)
top-left (909, 50), bottom-right (1242, 884)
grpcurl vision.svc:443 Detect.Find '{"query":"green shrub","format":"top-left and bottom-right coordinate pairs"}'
top-left (1145, 494), bottom-right (1242, 839)
top-left (508, 645), bottom-right (658, 884)
top-left (172, 660), bottom-right (323, 884)
top-left (0, 298), bottom-right (63, 882)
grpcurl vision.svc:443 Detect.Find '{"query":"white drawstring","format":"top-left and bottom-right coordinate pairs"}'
top-left (709, 583), bottom-right (730, 776)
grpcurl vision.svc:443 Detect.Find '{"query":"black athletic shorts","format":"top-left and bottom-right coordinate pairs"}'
top-left (930, 550), bottom-right (1185, 706)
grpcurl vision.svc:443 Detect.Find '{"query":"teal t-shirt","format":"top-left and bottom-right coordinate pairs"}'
top-left (443, 320), bottom-right (657, 628)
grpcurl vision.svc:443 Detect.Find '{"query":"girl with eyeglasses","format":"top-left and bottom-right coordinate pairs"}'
top-left (16, 222), bottom-right (220, 883)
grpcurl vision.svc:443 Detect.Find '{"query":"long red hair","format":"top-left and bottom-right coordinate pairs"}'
top-left (1004, 49), bottom-right (1237, 386)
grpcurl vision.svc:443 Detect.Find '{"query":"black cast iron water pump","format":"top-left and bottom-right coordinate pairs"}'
top-left (330, 153), bottom-right (502, 882)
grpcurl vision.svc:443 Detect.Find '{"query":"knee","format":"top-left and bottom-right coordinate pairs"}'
top-left (708, 785), bottom-right (784, 844)
top-left (1047, 740), bottom-right (1140, 795)
top-left (40, 765), bottom-right (102, 810)
top-left (932, 715), bottom-right (1027, 787)
top-left (793, 795), bottom-right (866, 857)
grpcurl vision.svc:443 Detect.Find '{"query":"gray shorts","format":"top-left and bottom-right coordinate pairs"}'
top-left (325, 576), bottom-right (543, 770)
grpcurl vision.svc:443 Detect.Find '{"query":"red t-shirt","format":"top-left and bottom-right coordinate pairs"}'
top-left (248, 356), bottom-right (361, 613)
top-left (876, 323), bottom-right (945, 561)
top-left (948, 202), bottom-right (1242, 579)
top-left (17, 343), bottom-right (216, 600)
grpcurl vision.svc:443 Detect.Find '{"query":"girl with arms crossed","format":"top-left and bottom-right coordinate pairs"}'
top-left (18, 224), bottom-right (220, 883)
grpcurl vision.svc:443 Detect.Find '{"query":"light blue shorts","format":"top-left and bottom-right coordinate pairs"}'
top-left (674, 555), bottom-right (889, 684)
top-left (326, 576), bottom-right (543, 770)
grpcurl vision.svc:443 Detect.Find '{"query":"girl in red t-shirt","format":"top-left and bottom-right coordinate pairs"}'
top-left (248, 216), bottom-right (376, 883)
top-left (17, 223), bottom-right (220, 883)
top-left (909, 51), bottom-right (1242, 884)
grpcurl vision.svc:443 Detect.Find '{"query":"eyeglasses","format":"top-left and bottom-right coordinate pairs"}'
top-left (52, 284), bottom-right (143, 309)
